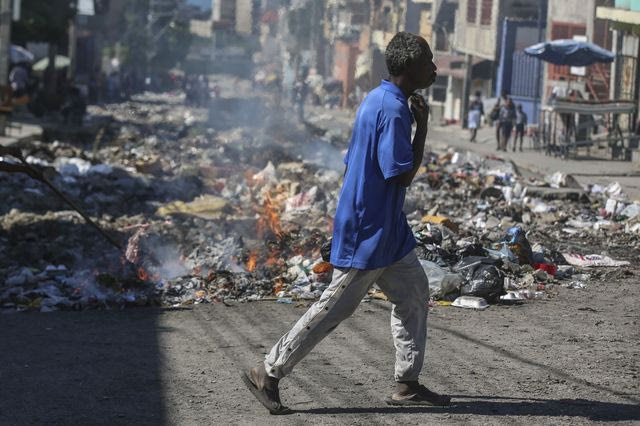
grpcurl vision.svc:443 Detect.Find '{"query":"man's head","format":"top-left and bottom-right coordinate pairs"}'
top-left (385, 32), bottom-right (437, 90)
top-left (517, 104), bottom-right (523, 111)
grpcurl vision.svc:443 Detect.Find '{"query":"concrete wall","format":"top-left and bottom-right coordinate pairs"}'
top-left (333, 41), bottom-right (360, 107)
top-left (444, 76), bottom-right (463, 121)
top-left (454, 0), bottom-right (499, 59)
top-left (235, 0), bottom-right (253, 35)
top-left (543, 0), bottom-right (596, 102)
top-left (547, 0), bottom-right (596, 40)
top-left (406, 0), bottom-right (433, 35)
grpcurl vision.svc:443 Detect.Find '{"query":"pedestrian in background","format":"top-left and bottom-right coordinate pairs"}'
top-left (468, 91), bottom-right (483, 142)
top-left (490, 90), bottom-right (509, 150)
top-left (293, 75), bottom-right (308, 123)
top-left (498, 97), bottom-right (516, 151)
top-left (514, 104), bottom-right (527, 152)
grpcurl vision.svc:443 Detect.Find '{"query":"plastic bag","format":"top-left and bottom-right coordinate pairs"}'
top-left (321, 238), bottom-right (332, 262)
top-left (419, 260), bottom-right (463, 299)
top-left (485, 244), bottom-right (518, 263)
top-left (453, 256), bottom-right (504, 303)
top-left (500, 226), bottom-right (533, 265)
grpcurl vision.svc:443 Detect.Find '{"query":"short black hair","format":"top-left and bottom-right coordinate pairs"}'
top-left (385, 32), bottom-right (430, 77)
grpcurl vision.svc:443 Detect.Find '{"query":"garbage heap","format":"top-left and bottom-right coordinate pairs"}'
top-left (0, 93), bottom-right (637, 312)
top-left (405, 153), bottom-right (636, 308)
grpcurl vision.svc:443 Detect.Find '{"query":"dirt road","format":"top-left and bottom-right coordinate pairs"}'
top-left (1, 272), bottom-right (638, 425)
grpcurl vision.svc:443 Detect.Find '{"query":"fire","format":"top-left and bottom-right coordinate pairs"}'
top-left (246, 251), bottom-right (258, 272)
top-left (138, 267), bottom-right (149, 281)
top-left (273, 278), bottom-right (284, 294)
top-left (257, 195), bottom-right (283, 238)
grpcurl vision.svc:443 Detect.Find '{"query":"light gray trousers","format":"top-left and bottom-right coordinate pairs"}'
top-left (264, 249), bottom-right (429, 382)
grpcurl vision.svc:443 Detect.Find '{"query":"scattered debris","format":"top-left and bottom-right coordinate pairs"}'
top-left (452, 296), bottom-right (489, 310)
top-left (1, 91), bottom-right (637, 312)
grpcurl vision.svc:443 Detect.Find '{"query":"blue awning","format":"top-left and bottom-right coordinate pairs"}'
top-left (524, 39), bottom-right (614, 66)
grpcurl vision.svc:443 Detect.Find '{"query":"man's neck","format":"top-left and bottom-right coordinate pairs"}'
top-left (388, 76), bottom-right (414, 98)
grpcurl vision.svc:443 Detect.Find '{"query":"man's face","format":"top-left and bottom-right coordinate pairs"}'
top-left (408, 39), bottom-right (437, 89)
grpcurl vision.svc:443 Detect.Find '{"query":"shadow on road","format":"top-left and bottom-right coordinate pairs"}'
top-left (429, 323), bottom-right (640, 405)
top-left (0, 308), bottom-right (166, 425)
top-left (297, 396), bottom-right (640, 421)
top-left (370, 300), bottom-right (639, 406)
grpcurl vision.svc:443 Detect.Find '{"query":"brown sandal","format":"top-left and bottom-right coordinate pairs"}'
top-left (240, 370), bottom-right (292, 415)
top-left (385, 385), bottom-right (451, 407)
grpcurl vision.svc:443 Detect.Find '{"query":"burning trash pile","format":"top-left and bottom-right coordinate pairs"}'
top-left (0, 93), bottom-right (343, 311)
top-left (0, 92), bottom-right (637, 312)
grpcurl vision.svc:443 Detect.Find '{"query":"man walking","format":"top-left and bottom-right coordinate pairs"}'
top-left (514, 104), bottom-right (528, 152)
top-left (241, 32), bottom-right (450, 415)
top-left (498, 97), bottom-right (516, 151)
top-left (468, 91), bottom-right (484, 142)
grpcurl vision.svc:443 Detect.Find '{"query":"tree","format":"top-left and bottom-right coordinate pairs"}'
top-left (12, 0), bottom-right (77, 105)
top-left (113, 1), bottom-right (192, 78)
top-left (11, 0), bottom-right (76, 45)
top-left (149, 20), bottom-right (193, 72)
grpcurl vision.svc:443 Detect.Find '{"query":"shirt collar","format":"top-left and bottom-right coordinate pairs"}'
top-left (380, 79), bottom-right (408, 101)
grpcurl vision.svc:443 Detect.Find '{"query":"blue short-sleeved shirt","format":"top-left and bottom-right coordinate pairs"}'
top-left (329, 80), bottom-right (416, 270)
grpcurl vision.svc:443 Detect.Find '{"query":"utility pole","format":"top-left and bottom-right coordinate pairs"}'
top-left (67, 16), bottom-right (77, 81)
top-left (0, 0), bottom-right (11, 86)
top-left (534, 0), bottom-right (544, 123)
top-left (460, 53), bottom-right (472, 128)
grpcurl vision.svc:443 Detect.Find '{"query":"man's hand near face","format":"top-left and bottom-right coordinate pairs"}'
top-left (395, 94), bottom-right (428, 188)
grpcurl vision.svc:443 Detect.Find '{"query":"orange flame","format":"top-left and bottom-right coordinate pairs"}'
top-left (246, 251), bottom-right (258, 272)
top-left (138, 267), bottom-right (149, 281)
top-left (273, 278), bottom-right (284, 294)
top-left (257, 195), bottom-right (283, 238)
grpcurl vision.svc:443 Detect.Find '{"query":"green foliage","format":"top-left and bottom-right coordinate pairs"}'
top-left (149, 20), bottom-right (193, 71)
top-left (287, 6), bottom-right (312, 47)
top-left (107, 0), bottom-right (193, 73)
top-left (12, 0), bottom-right (77, 46)
top-left (119, 0), bottom-right (151, 72)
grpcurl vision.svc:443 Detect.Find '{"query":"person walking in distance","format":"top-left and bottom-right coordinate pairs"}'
top-left (468, 91), bottom-right (484, 142)
top-left (514, 104), bottom-right (528, 152)
top-left (241, 32), bottom-right (451, 415)
top-left (490, 90), bottom-right (508, 150)
top-left (498, 97), bottom-right (516, 151)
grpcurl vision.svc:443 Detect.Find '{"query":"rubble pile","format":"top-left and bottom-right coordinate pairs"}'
top-left (1, 92), bottom-right (637, 312)
top-left (403, 152), bottom-right (637, 305)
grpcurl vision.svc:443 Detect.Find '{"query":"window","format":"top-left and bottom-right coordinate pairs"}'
top-left (480, 0), bottom-right (492, 25)
top-left (467, 0), bottom-right (477, 24)
top-left (548, 22), bottom-right (586, 80)
top-left (430, 76), bottom-right (448, 103)
top-left (220, 0), bottom-right (236, 21)
top-left (350, 2), bottom-right (368, 25)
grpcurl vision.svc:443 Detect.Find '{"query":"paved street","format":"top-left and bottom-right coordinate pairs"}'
top-left (428, 125), bottom-right (640, 199)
